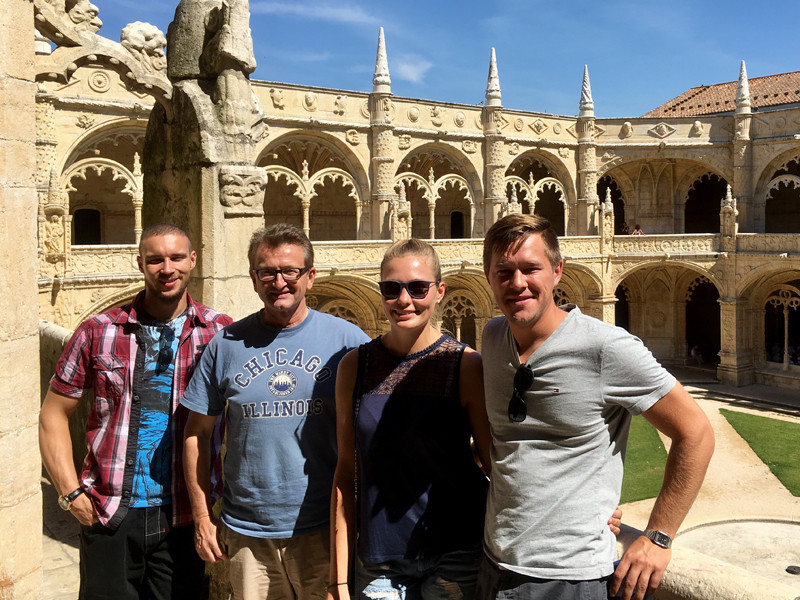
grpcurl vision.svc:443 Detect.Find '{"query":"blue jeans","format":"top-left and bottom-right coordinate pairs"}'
top-left (357, 547), bottom-right (482, 600)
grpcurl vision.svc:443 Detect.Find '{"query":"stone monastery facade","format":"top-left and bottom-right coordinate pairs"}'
top-left (30, 0), bottom-right (800, 393)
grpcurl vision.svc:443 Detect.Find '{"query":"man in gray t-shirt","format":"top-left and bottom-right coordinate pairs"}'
top-left (478, 214), bottom-right (714, 600)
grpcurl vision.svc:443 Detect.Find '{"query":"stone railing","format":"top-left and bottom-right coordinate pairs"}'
top-left (613, 234), bottom-right (719, 255)
top-left (616, 525), bottom-right (800, 600)
top-left (736, 233), bottom-right (800, 254)
top-left (70, 245), bottom-right (139, 276)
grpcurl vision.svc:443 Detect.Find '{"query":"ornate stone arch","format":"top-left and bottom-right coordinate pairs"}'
top-left (73, 284), bottom-right (142, 329)
top-left (257, 132), bottom-right (370, 199)
top-left (258, 134), bottom-right (368, 240)
top-left (61, 120), bottom-right (147, 174)
top-left (753, 149), bottom-right (800, 201)
top-left (315, 299), bottom-right (366, 327)
top-left (760, 173), bottom-right (800, 234)
top-left (62, 157), bottom-right (143, 244)
top-left (506, 150), bottom-right (576, 202)
top-left (395, 144), bottom-right (480, 239)
top-left (308, 275), bottom-right (382, 336)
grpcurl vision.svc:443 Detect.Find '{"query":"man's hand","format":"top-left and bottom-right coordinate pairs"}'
top-left (608, 506), bottom-right (622, 536)
top-left (193, 515), bottom-right (227, 563)
top-left (69, 493), bottom-right (98, 526)
top-left (609, 535), bottom-right (670, 600)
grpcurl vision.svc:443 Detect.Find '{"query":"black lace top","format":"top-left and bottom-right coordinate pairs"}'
top-left (353, 335), bottom-right (488, 562)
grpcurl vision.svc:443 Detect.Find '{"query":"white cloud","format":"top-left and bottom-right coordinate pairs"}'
top-left (393, 54), bottom-right (433, 84)
top-left (251, 2), bottom-right (379, 26)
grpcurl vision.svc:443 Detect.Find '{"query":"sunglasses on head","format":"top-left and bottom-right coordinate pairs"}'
top-left (508, 363), bottom-right (534, 422)
top-left (378, 279), bottom-right (435, 300)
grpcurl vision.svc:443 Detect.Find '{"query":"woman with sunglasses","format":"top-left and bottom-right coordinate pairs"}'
top-left (328, 239), bottom-right (491, 600)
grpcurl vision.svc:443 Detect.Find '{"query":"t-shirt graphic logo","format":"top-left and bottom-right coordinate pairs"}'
top-left (268, 369), bottom-right (297, 396)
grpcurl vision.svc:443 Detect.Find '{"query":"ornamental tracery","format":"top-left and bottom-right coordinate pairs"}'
top-left (395, 151), bottom-right (474, 239)
top-left (259, 140), bottom-right (363, 240)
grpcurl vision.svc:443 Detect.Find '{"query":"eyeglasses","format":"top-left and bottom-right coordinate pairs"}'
top-left (156, 326), bottom-right (175, 374)
top-left (252, 266), bottom-right (310, 282)
top-left (378, 279), bottom-right (435, 300)
top-left (508, 364), bottom-right (534, 422)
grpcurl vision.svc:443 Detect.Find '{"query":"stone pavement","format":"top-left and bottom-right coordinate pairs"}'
top-left (621, 365), bottom-right (800, 592)
top-left (41, 366), bottom-right (800, 598)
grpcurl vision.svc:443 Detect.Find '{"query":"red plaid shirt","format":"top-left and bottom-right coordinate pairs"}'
top-left (50, 291), bottom-right (233, 528)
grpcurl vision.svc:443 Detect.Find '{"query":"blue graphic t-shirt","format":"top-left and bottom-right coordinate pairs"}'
top-left (130, 314), bottom-right (186, 507)
top-left (181, 309), bottom-right (369, 537)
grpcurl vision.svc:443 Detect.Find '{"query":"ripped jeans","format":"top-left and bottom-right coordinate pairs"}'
top-left (357, 547), bottom-right (482, 600)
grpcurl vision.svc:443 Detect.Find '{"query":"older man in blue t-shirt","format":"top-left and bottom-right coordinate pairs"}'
top-left (182, 224), bottom-right (368, 600)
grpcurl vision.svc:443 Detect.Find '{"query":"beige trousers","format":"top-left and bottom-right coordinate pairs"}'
top-left (219, 522), bottom-right (330, 600)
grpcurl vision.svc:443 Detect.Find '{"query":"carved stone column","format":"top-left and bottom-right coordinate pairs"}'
top-left (369, 29), bottom-right (395, 240)
top-left (577, 66), bottom-right (598, 236)
top-left (370, 116), bottom-right (394, 239)
top-left (717, 297), bottom-right (754, 386)
top-left (577, 122), bottom-right (598, 235)
top-left (144, 0), bottom-right (268, 318)
top-left (733, 61), bottom-right (754, 231)
top-left (483, 116), bottom-right (505, 233)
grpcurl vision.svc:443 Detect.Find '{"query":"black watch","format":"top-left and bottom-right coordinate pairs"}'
top-left (643, 529), bottom-right (672, 549)
top-left (58, 487), bottom-right (85, 511)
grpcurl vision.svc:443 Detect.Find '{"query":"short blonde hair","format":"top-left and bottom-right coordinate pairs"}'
top-left (380, 238), bottom-right (442, 282)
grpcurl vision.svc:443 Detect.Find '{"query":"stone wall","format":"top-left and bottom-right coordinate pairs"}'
top-left (0, 1), bottom-right (42, 597)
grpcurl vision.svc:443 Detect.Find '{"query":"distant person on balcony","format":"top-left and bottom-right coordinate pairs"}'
top-left (478, 214), bottom-right (715, 600)
top-left (39, 223), bottom-right (233, 600)
top-left (632, 224), bottom-right (644, 235)
top-left (181, 224), bottom-right (369, 600)
top-left (620, 222), bottom-right (630, 235)
top-left (690, 345), bottom-right (703, 366)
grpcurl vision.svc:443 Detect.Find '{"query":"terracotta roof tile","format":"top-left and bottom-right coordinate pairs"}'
top-left (642, 71), bottom-right (800, 117)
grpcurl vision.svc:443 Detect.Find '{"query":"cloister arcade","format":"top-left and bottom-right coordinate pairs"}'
top-left (31, 23), bottom-right (800, 389)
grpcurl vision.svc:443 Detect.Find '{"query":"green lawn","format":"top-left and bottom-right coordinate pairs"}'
top-left (720, 408), bottom-right (800, 496)
top-left (621, 415), bottom-right (667, 503)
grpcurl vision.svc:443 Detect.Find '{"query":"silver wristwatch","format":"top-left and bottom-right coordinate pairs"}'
top-left (643, 529), bottom-right (672, 549)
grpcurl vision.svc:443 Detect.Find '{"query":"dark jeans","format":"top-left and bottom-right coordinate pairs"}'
top-left (475, 555), bottom-right (610, 600)
top-left (79, 506), bottom-right (207, 600)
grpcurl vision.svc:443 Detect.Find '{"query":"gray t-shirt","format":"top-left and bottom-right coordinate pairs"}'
top-left (482, 307), bottom-right (676, 580)
top-left (181, 309), bottom-right (369, 538)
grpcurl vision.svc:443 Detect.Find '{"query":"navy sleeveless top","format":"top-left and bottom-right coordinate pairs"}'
top-left (353, 335), bottom-right (488, 562)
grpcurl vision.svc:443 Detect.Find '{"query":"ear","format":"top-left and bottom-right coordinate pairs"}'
top-left (189, 250), bottom-right (197, 270)
top-left (306, 266), bottom-right (316, 290)
top-left (137, 255), bottom-right (144, 275)
top-left (553, 260), bottom-right (564, 286)
top-left (249, 269), bottom-right (259, 293)
top-left (434, 280), bottom-right (446, 303)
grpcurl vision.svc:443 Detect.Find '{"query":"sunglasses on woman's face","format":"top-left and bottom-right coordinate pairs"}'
top-left (508, 363), bottom-right (534, 422)
top-left (378, 279), bottom-right (435, 300)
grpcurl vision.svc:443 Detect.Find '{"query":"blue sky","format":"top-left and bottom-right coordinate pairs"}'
top-left (97, 0), bottom-right (800, 117)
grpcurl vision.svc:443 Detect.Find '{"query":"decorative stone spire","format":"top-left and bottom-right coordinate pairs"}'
top-left (579, 64), bottom-right (594, 118)
top-left (736, 60), bottom-right (751, 114)
top-left (485, 47), bottom-right (502, 108)
top-left (373, 27), bottom-right (391, 94)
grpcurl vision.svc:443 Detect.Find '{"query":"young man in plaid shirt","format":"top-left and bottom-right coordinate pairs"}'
top-left (39, 223), bottom-right (233, 599)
